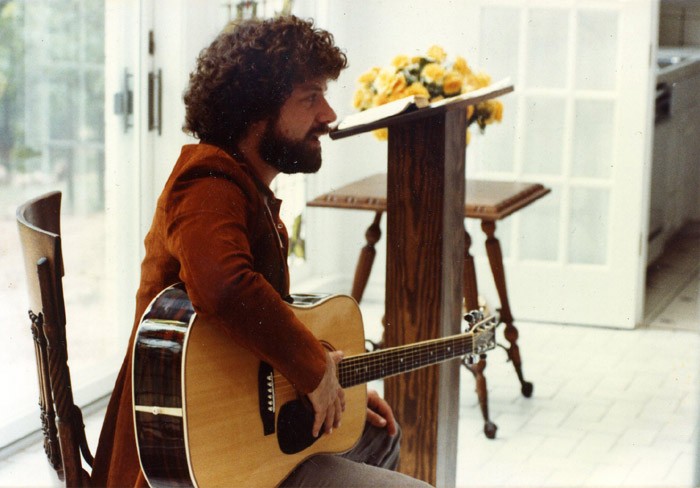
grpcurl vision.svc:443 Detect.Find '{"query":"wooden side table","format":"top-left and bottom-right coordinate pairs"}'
top-left (309, 173), bottom-right (550, 438)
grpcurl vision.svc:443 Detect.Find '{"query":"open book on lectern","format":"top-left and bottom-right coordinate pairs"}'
top-left (336, 77), bottom-right (512, 131)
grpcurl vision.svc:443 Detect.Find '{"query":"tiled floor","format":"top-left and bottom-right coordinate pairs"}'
top-left (0, 400), bottom-right (105, 487)
top-left (1, 227), bottom-right (698, 487)
top-left (644, 224), bottom-right (700, 332)
top-left (447, 225), bottom-right (699, 487)
top-left (452, 321), bottom-right (699, 487)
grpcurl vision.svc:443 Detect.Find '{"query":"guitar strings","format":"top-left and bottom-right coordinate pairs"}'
top-left (337, 336), bottom-right (475, 387)
top-left (269, 333), bottom-right (477, 395)
top-left (270, 351), bottom-right (472, 396)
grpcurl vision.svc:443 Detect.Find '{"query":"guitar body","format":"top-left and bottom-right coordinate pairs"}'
top-left (133, 284), bottom-right (368, 488)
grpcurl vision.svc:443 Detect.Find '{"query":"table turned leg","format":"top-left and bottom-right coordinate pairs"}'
top-left (462, 229), bottom-right (479, 310)
top-left (481, 220), bottom-right (533, 398)
top-left (351, 211), bottom-right (383, 303)
top-left (462, 228), bottom-right (498, 439)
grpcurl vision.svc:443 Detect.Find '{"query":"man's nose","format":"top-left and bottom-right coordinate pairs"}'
top-left (318, 97), bottom-right (337, 125)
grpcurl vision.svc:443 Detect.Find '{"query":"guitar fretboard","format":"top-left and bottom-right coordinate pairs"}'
top-left (337, 333), bottom-right (475, 388)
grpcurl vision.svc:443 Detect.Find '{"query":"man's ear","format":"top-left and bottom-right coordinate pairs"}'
top-left (241, 118), bottom-right (268, 144)
top-left (250, 118), bottom-right (270, 137)
top-left (237, 118), bottom-right (269, 160)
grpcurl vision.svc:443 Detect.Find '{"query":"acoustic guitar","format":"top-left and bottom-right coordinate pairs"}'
top-left (132, 283), bottom-right (496, 488)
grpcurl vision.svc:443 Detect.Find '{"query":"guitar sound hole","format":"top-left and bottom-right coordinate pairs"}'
top-left (276, 399), bottom-right (321, 454)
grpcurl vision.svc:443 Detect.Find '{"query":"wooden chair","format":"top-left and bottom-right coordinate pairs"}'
top-left (16, 191), bottom-right (93, 486)
top-left (308, 173), bottom-right (550, 438)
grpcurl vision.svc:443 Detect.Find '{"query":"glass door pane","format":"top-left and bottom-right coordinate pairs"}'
top-left (0, 0), bottom-right (122, 446)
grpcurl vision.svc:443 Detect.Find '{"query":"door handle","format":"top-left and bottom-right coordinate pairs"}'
top-left (148, 69), bottom-right (162, 135)
top-left (113, 69), bottom-right (133, 133)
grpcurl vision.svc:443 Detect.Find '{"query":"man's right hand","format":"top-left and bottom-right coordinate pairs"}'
top-left (307, 350), bottom-right (345, 438)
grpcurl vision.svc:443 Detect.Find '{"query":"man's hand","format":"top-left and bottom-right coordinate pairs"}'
top-left (307, 350), bottom-right (345, 438)
top-left (366, 389), bottom-right (397, 436)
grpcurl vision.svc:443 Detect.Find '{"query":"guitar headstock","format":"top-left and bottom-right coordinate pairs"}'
top-left (463, 310), bottom-right (498, 357)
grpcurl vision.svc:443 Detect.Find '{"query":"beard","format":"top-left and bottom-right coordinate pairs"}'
top-left (258, 120), bottom-right (328, 175)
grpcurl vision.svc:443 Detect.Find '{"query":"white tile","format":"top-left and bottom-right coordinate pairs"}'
top-left (0, 447), bottom-right (58, 487)
top-left (533, 435), bottom-right (580, 459)
top-left (490, 411), bottom-right (531, 434)
top-left (638, 396), bottom-right (683, 421)
top-left (605, 444), bottom-right (652, 467)
top-left (677, 391), bottom-right (700, 416)
top-left (664, 451), bottom-right (697, 486)
top-left (485, 435), bottom-right (546, 464)
top-left (521, 376), bottom-right (565, 400)
top-left (562, 417), bottom-right (629, 436)
top-left (616, 426), bottom-right (664, 449)
top-left (458, 459), bottom-right (518, 487)
top-left (524, 407), bottom-right (572, 428)
top-left (626, 373), bottom-right (668, 394)
top-left (623, 454), bottom-right (679, 486)
top-left (518, 423), bottom-right (587, 447)
top-left (566, 401), bottom-right (612, 423)
top-left (510, 463), bottom-right (563, 487)
top-left (585, 463), bottom-right (633, 486)
top-left (604, 399), bottom-right (644, 419)
top-left (656, 417), bottom-right (698, 444)
top-left (554, 377), bottom-right (605, 401)
top-left (570, 432), bottom-right (619, 461)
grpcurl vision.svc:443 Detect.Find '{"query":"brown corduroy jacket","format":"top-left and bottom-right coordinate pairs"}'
top-left (90, 143), bottom-right (328, 487)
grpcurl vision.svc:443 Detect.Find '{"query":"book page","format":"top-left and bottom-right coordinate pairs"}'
top-left (337, 95), bottom-right (428, 130)
top-left (428, 77), bottom-right (512, 108)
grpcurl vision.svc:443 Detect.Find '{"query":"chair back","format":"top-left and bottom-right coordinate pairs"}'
top-left (16, 192), bottom-right (93, 487)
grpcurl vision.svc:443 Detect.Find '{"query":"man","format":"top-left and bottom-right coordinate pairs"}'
top-left (91, 15), bottom-right (431, 488)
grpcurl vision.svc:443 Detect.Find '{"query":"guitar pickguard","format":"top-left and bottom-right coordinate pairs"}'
top-left (276, 399), bottom-right (322, 454)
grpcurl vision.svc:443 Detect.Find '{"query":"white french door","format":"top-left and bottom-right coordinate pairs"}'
top-left (463, 0), bottom-right (658, 328)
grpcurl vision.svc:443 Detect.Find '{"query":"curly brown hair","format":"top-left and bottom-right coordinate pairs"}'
top-left (183, 16), bottom-right (347, 147)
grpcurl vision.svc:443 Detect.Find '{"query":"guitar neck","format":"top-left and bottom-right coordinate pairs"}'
top-left (338, 332), bottom-right (475, 388)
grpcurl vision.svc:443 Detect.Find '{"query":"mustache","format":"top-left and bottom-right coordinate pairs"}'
top-left (308, 124), bottom-right (331, 137)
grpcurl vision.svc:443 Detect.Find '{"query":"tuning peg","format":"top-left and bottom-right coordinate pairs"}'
top-left (463, 309), bottom-right (484, 326)
top-left (463, 353), bottom-right (479, 365)
top-left (463, 311), bottom-right (479, 332)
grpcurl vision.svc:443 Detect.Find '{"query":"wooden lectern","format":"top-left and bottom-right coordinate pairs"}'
top-left (330, 85), bottom-right (513, 486)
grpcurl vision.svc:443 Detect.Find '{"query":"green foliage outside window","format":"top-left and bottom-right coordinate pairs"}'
top-left (0, 0), bottom-right (105, 214)
top-left (0, 1), bottom-right (40, 180)
top-left (288, 213), bottom-right (306, 260)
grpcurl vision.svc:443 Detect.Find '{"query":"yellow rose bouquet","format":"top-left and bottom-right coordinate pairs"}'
top-left (352, 45), bottom-right (503, 141)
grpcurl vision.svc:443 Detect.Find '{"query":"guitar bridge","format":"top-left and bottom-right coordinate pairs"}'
top-left (258, 362), bottom-right (276, 436)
